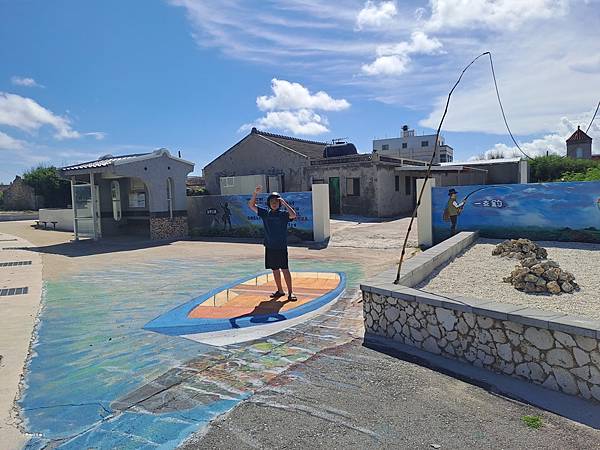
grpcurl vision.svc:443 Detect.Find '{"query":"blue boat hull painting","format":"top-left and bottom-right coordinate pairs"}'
top-left (144, 271), bottom-right (346, 346)
top-left (433, 181), bottom-right (600, 244)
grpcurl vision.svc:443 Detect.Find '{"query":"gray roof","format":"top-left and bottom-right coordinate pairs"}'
top-left (60, 153), bottom-right (151, 171)
top-left (252, 128), bottom-right (327, 159)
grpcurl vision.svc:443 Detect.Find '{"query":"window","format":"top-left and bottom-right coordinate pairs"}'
top-left (405, 176), bottom-right (412, 195)
top-left (395, 175), bottom-right (400, 192)
top-left (128, 178), bottom-right (146, 208)
top-left (440, 154), bottom-right (447, 163)
top-left (402, 143), bottom-right (407, 149)
top-left (421, 140), bottom-right (429, 147)
top-left (110, 181), bottom-right (122, 221)
top-left (448, 155), bottom-right (453, 162)
top-left (312, 178), bottom-right (325, 184)
top-left (223, 177), bottom-right (235, 187)
top-left (382, 144), bottom-right (389, 151)
top-left (167, 177), bottom-right (174, 219)
top-left (346, 177), bottom-right (360, 196)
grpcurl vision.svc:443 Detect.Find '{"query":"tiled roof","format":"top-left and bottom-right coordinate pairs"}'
top-left (566, 126), bottom-right (592, 143)
top-left (60, 153), bottom-right (151, 171)
top-left (252, 128), bottom-right (327, 159)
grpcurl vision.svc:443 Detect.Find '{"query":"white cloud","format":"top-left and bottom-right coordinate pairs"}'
top-left (84, 132), bottom-right (106, 140)
top-left (355, 1), bottom-right (397, 30)
top-left (241, 109), bottom-right (330, 135)
top-left (10, 76), bottom-right (43, 88)
top-left (243, 79), bottom-right (349, 136)
top-left (362, 31), bottom-right (443, 76)
top-left (425, 0), bottom-right (569, 31)
top-left (476, 115), bottom-right (600, 159)
top-left (257, 79), bottom-right (350, 112)
top-left (0, 92), bottom-right (80, 139)
top-left (0, 131), bottom-right (26, 151)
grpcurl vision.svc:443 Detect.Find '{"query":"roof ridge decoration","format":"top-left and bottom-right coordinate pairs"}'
top-left (566, 125), bottom-right (593, 143)
top-left (251, 127), bottom-right (327, 146)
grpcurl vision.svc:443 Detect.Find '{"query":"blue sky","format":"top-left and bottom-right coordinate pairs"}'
top-left (1, 0), bottom-right (600, 183)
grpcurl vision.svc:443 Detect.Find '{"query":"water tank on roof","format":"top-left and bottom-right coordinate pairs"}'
top-left (323, 142), bottom-right (358, 158)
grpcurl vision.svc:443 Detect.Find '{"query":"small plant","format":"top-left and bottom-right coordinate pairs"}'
top-left (521, 415), bottom-right (543, 429)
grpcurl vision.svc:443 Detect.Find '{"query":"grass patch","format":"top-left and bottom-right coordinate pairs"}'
top-left (521, 415), bottom-right (543, 429)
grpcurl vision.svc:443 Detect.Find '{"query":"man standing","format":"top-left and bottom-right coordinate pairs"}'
top-left (445, 188), bottom-right (465, 235)
top-left (248, 185), bottom-right (297, 301)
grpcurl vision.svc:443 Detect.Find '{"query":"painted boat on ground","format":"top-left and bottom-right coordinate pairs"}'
top-left (143, 271), bottom-right (346, 346)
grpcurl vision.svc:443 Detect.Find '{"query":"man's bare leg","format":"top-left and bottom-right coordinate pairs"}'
top-left (272, 269), bottom-right (284, 294)
top-left (282, 269), bottom-right (295, 299)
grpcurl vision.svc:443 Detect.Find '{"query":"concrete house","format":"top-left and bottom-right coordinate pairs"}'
top-left (60, 149), bottom-right (194, 240)
top-left (203, 128), bottom-right (327, 195)
top-left (373, 125), bottom-right (454, 164)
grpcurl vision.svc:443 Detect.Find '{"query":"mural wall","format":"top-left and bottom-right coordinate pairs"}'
top-left (432, 181), bottom-right (600, 244)
top-left (188, 192), bottom-right (314, 240)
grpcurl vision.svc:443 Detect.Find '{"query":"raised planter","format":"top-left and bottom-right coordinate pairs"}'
top-left (360, 232), bottom-right (600, 403)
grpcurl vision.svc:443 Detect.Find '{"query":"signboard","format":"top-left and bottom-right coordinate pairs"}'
top-left (189, 192), bottom-right (314, 240)
top-left (432, 181), bottom-right (600, 244)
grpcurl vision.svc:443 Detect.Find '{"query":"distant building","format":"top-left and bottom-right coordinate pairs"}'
top-left (2, 176), bottom-right (40, 210)
top-left (373, 125), bottom-right (454, 163)
top-left (566, 126), bottom-right (592, 159)
top-left (203, 127), bottom-right (329, 195)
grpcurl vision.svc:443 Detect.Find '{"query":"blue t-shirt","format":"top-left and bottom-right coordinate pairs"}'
top-left (257, 206), bottom-right (291, 249)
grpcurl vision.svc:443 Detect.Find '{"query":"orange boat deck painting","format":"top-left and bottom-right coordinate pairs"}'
top-left (144, 271), bottom-right (346, 346)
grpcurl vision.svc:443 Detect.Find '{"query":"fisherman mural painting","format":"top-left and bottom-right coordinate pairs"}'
top-left (443, 188), bottom-right (465, 235)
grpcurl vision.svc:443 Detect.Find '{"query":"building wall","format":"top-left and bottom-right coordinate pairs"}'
top-left (305, 163), bottom-right (380, 216)
top-left (376, 166), bottom-right (415, 217)
top-left (567, 142), bottom-right (592, 160)
top-left (460, 162), bottom-right (523, 185)
top-left (203, 134), bottom-right (310, 195)
top-left (3, 176), bottom-right (38, 210)
top-left (373, 135), bottom-right (453, 163)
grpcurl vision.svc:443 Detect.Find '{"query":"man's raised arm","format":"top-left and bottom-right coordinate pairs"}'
top-left (248, 185), bottom-right (261, 214)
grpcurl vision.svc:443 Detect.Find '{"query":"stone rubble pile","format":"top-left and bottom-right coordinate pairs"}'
top-left (493, 240), bottom-right (578, 295)
top-left (492, 238), bottom-right (548, 260)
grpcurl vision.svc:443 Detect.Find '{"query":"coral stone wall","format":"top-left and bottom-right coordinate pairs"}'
top-left (149, 216), bottom-right (188, 240)
top-left (363, 291), bottom-right (600, 402)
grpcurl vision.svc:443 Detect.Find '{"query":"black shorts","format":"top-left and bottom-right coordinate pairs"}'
top-left (265, 248), bottom-right (289, 270)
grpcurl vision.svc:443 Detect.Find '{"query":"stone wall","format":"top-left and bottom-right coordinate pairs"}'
top-left (363, 290), bottom-right (600, 403)
top-left (149, 215), bottom-right (188, 240)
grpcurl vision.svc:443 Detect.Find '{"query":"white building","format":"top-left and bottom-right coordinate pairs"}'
top-left (373, 125), bottom-right (454, 164)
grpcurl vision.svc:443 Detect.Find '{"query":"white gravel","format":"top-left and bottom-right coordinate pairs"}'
top-left (418, 238), bottom-right (600, 320)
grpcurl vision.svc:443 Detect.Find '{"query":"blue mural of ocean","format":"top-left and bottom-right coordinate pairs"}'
top-left (19, 257), bottom-right (360, 449)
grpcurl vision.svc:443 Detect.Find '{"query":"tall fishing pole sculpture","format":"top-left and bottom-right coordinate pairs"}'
top-left (394, 52), bottom-right (530, 284)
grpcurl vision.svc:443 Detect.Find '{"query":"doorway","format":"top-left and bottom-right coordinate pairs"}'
top-left (328, 177), bottom-right (341, 214)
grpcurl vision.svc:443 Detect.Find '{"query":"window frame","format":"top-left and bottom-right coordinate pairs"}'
top-left (421, 140), bottom-right (429, 147)
top-left (346, 177), bottom-right (361, 197)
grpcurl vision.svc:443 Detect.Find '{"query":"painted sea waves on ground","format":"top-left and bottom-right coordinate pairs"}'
top-left (19, 257), bottom-right (361, 449)
top-left (432, 181), bottom-right (600, 244)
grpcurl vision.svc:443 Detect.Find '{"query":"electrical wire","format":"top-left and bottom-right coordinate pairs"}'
top-left (394, 51), bottom-right (530, 284)
top-left (586, 100), bottom-right (600, 133)
top-left (487, 53), bottom-right (532, 160)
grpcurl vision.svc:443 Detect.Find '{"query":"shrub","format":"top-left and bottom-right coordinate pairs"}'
top-left (529, 155), bottom-right (600, 182)
top-left (560, 166), bottom-right (600, 182)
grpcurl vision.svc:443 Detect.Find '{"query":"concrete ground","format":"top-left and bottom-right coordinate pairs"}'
top-left (0, 230), bottom-right (43, 449)
top-left (2, 217), bottom-right (599, 449)
top-left (187, 339), bottom-right (600, 450)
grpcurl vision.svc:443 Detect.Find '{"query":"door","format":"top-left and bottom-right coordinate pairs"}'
top-left (328, 177), bottom-right (341, 214)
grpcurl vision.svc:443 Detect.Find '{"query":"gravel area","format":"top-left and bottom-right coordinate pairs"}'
top-left (419, 238), bottom-right (600, 320)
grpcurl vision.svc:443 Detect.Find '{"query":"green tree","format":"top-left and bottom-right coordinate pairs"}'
top-left (22, 166), bottom-right (70, 208)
